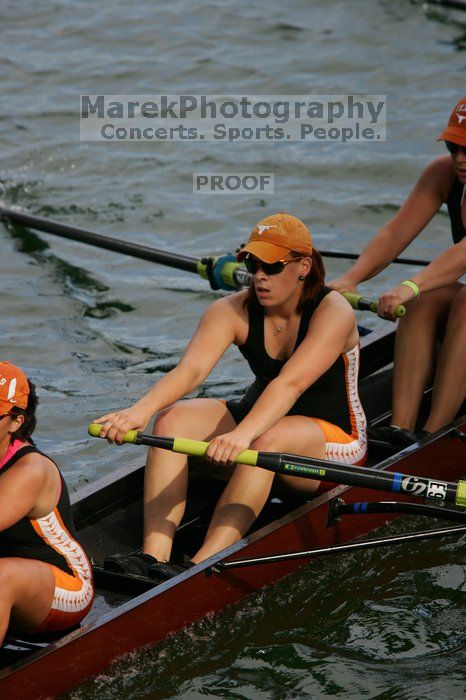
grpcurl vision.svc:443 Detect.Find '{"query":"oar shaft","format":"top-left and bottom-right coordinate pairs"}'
top-left (258, 449), bottom-right (462, 506)
top-left (318, 250), bottom-right (429, 267)
top-left (0, 207), bottom-right (199, 273)
top-left (333, 500), bottom-right (466, 523)
top-left (2, 206), bottom-right (429, 269)
top-left (1, 207), bottom-right (406, 316)
top-left (87, 424), bottom-right (466, 507)
top-left (426, 0), bottom-right (466, 11)
top-left (214, 523), bottom-right (466, 570)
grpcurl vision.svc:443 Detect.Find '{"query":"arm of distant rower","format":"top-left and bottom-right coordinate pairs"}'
top-left (329, 158), bottom-right (454, 289)
top-left (409, 238), bottom-right (466, 293)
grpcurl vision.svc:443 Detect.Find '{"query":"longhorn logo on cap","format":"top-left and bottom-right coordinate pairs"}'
top-left (256, 224), bottom-right (277, 236)
top-left (7, 378), bottom-right (17, 402)
top-left (456, 104), bottom-right (466, 124)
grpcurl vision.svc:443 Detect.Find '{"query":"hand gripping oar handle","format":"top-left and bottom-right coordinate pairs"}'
top-left (87, 423), bottom-right (259, 464)
top-left (342, 292), bottom-right (406, 318)
top-left (88, 424), bottom-right (466, 507)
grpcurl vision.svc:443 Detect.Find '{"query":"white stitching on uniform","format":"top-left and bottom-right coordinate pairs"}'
top-left (325, 345), bottom-right (367, 464)
top-left (34, 511), bottom-right (93, 613)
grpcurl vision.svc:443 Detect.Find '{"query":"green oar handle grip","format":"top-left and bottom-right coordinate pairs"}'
top-left (457, 481), bottom-right (466, 507)
top-left (342, 292), bottom-right (406, 318)
top-left (88, 422), bottom-right (139, 444)
top-left (172, 437), bottom-right (258, 466)
top-left (87, 425), bottom-right (259, 464)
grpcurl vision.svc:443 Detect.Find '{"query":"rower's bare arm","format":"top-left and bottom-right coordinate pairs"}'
top-left (410, 239), bottom-right (466, 292)
top-left (94, 295), bottom-right (239, 442)
top-left (0, 457), bottom-right (51, 531)
top-left (329, 157), bottom-right (454, 291)
top-left (378, 239), bottom-right (466, 318)
top-left (206, 294), bottom-right (354, 463)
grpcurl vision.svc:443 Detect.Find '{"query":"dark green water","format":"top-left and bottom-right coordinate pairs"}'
top-left (67, 517), bottom-right (465, 699)
top-left (1, 0), bottom-right (465, 697)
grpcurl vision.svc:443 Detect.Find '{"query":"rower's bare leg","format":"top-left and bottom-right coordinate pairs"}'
top-left (0, 558), bottom-right (55, 645)
top-left (143, 399), bottom-right (236, 562)
top-left (391, 285), bottom-right (459, 431)
top-left (192, 416), bottom-right (325, 563)
top-left (423, 285), bottom-right (466, 433)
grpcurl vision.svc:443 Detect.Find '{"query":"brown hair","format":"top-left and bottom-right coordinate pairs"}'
top-left (243, 249), bottom-right (326, 313)
top-left (9, 379), bottom-right (38, 441)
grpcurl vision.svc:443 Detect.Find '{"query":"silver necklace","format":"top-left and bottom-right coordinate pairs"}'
top-left (265, 312), bottom-right (284, 335)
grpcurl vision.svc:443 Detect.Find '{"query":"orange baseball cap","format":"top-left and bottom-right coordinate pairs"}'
top-left (0, 361), bottom-right (30, 414)
top-left (437, 97), bottom-right (466, 147)
top-left (237, 212), bottom-right (313, 263)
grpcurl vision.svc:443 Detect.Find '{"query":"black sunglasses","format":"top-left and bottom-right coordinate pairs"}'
top-left (445, 141), bottom-right (466, 156)
top-left (243, 254), bottom-right (304, 276)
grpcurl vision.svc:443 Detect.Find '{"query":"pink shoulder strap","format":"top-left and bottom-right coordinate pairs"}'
top-left (0, 439), bottom-right (28, 470)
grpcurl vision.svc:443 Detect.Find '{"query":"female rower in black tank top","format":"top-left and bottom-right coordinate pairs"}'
top-left (95, 213), bottom-right (366, 581)
top-left (0, 361), bottom-right (93, 644)
top-left (331, 96), bottom-right (466, 440)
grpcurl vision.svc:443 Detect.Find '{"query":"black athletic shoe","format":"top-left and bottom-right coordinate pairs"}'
top-left (145, 559), bottom-right (195, 582)
top-left (390, 428), bottom-right (419, 446)
top-left (103, 552), bottom-right (163, 578)
top-left (368, 425), bottom-right (418, 447)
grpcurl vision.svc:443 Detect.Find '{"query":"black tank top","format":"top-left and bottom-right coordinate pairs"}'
top-left (226, 287), bottom-right (366, 435)
top-left (0, 444), bottom-right (82, 576)
top-left (446, 176), bottom-right (466, 243)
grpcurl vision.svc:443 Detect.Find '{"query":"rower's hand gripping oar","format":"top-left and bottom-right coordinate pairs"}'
top-left (88, 424), bottom-right (466, 508)
top-left (88, 423), bottom-right (259, 464)
top-left (0, 206), bottom-right (405, 317)
top-left (340, 291), bottom-right (405, 318)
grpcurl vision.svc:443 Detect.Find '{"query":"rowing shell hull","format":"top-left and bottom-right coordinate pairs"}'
top-left (0, 419), bottom-right (464, 699)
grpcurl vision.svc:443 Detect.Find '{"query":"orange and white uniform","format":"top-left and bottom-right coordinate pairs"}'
top-left (0, 440), bottom-right (94, 632)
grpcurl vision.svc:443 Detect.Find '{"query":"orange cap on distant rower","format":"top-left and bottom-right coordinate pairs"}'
top-left (0, 361), bottom-right (30, 414)
top-left (437, 97), bottom-right (466, 147)
top-left (237, 212), bottom-right (313, 263)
